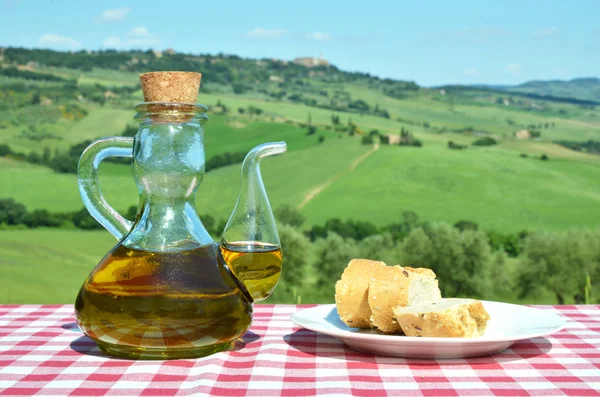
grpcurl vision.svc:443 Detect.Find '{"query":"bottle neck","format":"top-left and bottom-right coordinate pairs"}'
top-left (122, 195), bottom-right (213, 252)
top-left (121, 106), bottom-right (212, 252)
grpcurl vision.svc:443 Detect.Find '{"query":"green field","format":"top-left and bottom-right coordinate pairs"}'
top-left (0, 229), bottom-right (116, 303)
top-left (3, 130), bottom-right (600, 233)
top-left (2, 53), bottom-right (600, 304)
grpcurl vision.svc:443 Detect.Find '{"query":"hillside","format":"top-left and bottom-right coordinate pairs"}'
top-left (471, 77), bottom-right (600, 105)
top-left (1, 47), bottom-right (600, 235)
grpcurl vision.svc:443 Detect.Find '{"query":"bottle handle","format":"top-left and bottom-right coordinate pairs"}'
top-left (77, 137), bottom-right (134, 239)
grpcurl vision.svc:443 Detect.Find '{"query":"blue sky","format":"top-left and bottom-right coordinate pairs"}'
top-left (1, 0), bottom-right (598, 86)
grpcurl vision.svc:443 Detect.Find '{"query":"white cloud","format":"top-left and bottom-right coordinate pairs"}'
top-left (97, 7), bottom-right (131, 22)
top-left (534, 27), bottom-right (559, 37)
top-left (127, 26), bottom-right (160, 45)
top-left (102, 26), bottom-right (160, 48)
top-left (38, 33), bottom-right (81, 50)
top-left (463, 68), bottom-right (478, 76)
top-left (103, 36), bottom-right (122, 47)
top-left (306, 32), bottom-right (333, 41)
top-left (246, 28), bottom-right (287, 39)
top-left (505, 63), bottom-right (522, 73)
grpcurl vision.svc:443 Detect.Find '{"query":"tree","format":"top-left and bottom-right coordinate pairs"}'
top-left (306, 125), bottom-right (317, 135)
top-left (305, 225), bottom-right (327, 241)
top-left (199, 214), bottom-right (216, 236)
top-left (125, 205), bottom-right (138, 220)
top-left (472, 137), bottom-right (497, 146)
top-left (318, 135), bottom-right (325, 144)
top-left (26, 151), bottom-right (42, 164)
top-left (454, 220), bottom-right (478, 232)
top-left (42, 147), bottom-right (51, 164)
top-left (516, 231), bottom-right (598, 304)
top-left (31, 92), bottom-right (41, 105)
top-left (357, 233), bottom-right (399, 265)
top-left (273, 223), bottom-right (312, 297)
top-left (72, 208), bottom-right (103, 230)
top-left (49, 153), bottom-right (77, 173)
top-left (385, 211), bottom-right (421, 241)
top-left (0, 144), bottom-right (13, 157)
top-left (314, 232), bottom-right (358, 294)
top-left (448, 141), bottom-right (467, 150)
top-left (401, 224), bottom-right (492, 298)
top-left (23, 209), bottom-right (62, 228)
top-left (0, 199), bottom-right (27, 225)
top-left (275, 205), bottom-right (305, 227)
top-left (361, 135), bottom-right (373, 145)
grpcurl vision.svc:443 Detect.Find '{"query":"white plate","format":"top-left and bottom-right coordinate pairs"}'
top-left (290, 301), bottom-right (566, 359)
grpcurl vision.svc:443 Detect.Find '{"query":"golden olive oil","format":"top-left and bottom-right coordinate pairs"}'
top-left (219, 242), bottom-right (282, 302)
top-left (75, 243), bottom-right (252, 359)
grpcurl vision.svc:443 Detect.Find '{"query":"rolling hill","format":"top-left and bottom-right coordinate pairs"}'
top-left (1, 48), bottom-right (600, 304)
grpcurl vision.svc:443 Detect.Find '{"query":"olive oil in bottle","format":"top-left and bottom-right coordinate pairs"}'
top-left (219, 242), bottom-right (282, 302)
top-left (75, 243), bottom-right (252, 359)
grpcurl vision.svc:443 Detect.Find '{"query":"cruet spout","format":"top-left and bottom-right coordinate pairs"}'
top-left (220, 141), bottom-right (287, 302)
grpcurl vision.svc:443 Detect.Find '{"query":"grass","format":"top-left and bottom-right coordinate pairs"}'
top-left (0, 229), bottom-right (117, 304)
top-left (302, 141), bottom-right (600, 233)
top-left (0, 137), bottom-right (370, 221)
top-left (4, 135), bottom-right (600, 234)
top-left (0, 228), bottom-right (563, 305)
top-left (2, 67), bottom-right (600, 304)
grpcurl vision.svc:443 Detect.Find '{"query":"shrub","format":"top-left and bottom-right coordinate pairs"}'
top-left (361, 135), bottom-right (374, 145)
top-left (72, 208), bottom-right (103, 230)
top-left (448, 141), bottom-right (467, 150)
top-left (0, 198), bottom-right (27, 225)
top-left (275, 205), bottom-right (305, 227)
top-left (454, 220), bottom-right (478, 232)
top-left (540, 154), bottom-right (549, 161)
top-left (472, 137), bottom-right (498, 146)
top-left (0, 144), bottom-right (13, 157)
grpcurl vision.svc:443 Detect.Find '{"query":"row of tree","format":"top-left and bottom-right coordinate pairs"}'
top-left (3, 47), bottom-right (419, 103)
top-left (2, 197), bottom-right (595, 305)
top-left (272, 213), bottom-right (599, 305)
top-left (276, 205), bottom-right (528, 258)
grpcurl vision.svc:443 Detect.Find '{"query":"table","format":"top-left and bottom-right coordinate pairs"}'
top-left (0, 305), bottom-right (599, 397)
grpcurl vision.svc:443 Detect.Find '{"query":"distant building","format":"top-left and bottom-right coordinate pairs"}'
top-left (515, 129), bottom-right (531, 140)
top-left (269, 75), bottom-right (284, 83)
top-left (164, 48), bottom-right (175, 55)
top-left (293, 57), bottom-right (329, 68)
top-left (386, 134), bottom-right (401, 145)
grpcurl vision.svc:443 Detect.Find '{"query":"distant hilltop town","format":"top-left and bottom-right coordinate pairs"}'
top-left (293, 57), bottom-right (330, 68)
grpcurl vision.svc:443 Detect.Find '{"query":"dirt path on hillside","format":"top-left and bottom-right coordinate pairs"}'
top-left (297, 143), bottom-right (379, 210)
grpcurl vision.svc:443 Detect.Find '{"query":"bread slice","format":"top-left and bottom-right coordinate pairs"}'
top-left (392, 298), bottom-right (490, 337)
top-left (335, 259), bottom-right (387, 328)
top-left (368, 266), bottom-right (442, 333)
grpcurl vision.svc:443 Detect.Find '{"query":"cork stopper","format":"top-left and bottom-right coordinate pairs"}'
top-left (139, 71), bottom-right (201, 104)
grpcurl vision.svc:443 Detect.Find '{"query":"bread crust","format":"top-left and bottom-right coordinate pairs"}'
top-left (393, 299), bottom-right (490, 338)
top-left (367, 266), bottom-right (410, 333)
top-left (335, 259), bottom-right (387, 328)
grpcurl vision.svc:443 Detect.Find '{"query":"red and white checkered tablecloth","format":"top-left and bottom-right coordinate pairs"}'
top-left (0, 304), bottom-right (599, 397)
